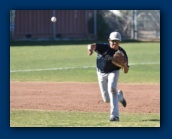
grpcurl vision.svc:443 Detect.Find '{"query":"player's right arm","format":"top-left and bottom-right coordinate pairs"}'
top-left (87, 43), bottom-right (96, 56)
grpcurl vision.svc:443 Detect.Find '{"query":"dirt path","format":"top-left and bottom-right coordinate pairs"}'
top-left (10, 81), bottom-right (160, 113)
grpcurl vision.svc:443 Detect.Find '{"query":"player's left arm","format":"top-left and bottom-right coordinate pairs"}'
top-left (121, 49), bottom-right (129, 74)
top-left (122, 63), bottom-right (129, 73)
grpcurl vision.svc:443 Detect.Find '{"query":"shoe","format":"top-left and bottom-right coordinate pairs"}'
top-left (109, 116), bottom-right (119, 122)
top-left (119, 90), bottom-right (127, 107)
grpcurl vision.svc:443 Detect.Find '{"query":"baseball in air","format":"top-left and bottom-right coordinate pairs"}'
top-left (51, 17), bottom-right (57, 22)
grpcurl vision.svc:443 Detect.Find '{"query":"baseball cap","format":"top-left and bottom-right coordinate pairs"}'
top-left (109, 32), bottom-right (121, 41)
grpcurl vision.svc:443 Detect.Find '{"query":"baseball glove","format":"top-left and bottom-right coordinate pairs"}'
top-left (112, 50), bottom-right (127, 67)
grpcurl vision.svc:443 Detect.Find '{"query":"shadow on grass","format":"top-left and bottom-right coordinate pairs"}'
top-left (10, 40), bottom-right (96, 46)
top-left (10, 39), bottom-right (150, 47)
top-left (141, 119), bottom-right (160, 122)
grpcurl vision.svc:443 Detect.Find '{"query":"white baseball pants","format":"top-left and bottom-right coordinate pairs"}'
top-left (97, 69), bottom-right (124, 118)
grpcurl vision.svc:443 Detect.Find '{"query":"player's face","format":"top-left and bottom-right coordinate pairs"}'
top-left (109, 40), bottom-right (120, 50)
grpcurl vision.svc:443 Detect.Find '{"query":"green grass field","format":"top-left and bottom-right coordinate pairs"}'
top-left (10, 42), bottom-right (160, 83)
top-left (10, 110), bottom-right (160, 127)
top-left (10, 42), bottom-right (160, 127)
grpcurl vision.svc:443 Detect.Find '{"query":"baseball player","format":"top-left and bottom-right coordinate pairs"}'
top-left (87, 31), bottom-right (129, 121)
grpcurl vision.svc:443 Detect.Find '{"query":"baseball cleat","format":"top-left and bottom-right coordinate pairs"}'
top-left (109, 116), bottom-right (119, 122)
top-left (119, 90), bottom-right (127, 107)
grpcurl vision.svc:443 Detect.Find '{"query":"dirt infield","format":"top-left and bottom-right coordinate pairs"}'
top-left (10, 81), bottom-right (160, 113)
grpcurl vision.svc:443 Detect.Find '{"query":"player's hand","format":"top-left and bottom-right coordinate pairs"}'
top-left (88, 49), bottom-right (93, 56)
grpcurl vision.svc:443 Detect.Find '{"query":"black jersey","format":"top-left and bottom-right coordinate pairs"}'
top-left (95, 43), bottom-right (129, 73)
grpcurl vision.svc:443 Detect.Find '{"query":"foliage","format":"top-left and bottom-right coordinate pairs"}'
top-left (88, 11), bottom-right (110, 40)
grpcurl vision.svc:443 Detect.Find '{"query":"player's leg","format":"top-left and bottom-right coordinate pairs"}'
top-left (108, 70), bottom-right (119, 121)
top-left (118, 90), bottom-right (127, 107)
top-left (97, 69), bottom-right (110, 103)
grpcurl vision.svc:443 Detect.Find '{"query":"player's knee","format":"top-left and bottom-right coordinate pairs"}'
top-left (102, 96), bottom-right (110, 103)
top-left (110, 87), bottom-right (117, 95)
top-left (103, 99), bottom-right (110, 103)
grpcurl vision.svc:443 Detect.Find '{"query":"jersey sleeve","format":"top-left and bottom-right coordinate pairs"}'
top-left (95, 43), bottom-right (109, 55)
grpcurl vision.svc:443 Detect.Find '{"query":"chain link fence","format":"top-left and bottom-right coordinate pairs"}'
top-left (98, 10), bottom-right (160, 41)
top-left (10, 10), bottom-right (160, 41)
